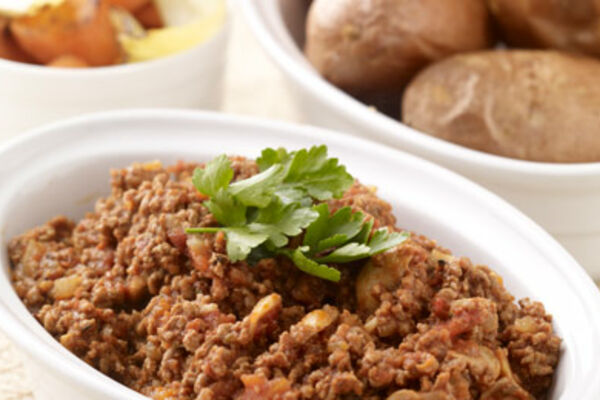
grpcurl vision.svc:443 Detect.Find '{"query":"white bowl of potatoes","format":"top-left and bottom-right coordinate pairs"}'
top-left (0, 0), bottom-right (230, 138)
top-left (240, 0), bottom-right (600, 279)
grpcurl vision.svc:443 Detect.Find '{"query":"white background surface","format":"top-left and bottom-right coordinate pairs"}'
top-left (0, 9), bottom-right (299, 400)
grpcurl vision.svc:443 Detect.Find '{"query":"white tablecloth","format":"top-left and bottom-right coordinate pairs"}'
top-left (0, 9), bottom-right (299, 400)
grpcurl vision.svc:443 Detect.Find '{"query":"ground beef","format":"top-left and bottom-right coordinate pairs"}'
top-left (8, 159), bottom-right (561, 400)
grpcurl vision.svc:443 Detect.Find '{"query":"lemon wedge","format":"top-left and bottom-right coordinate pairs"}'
top-left (0, 0), bottom-right (63, 17)
top-left (119, 0), bottom-right (225, 63)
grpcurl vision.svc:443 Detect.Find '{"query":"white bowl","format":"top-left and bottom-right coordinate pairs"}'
top-left (0, 109), bottom-right (599, 399)
top-left (239, 0), bottom-right (600, 279)
top-left (0, 6), bottom-right (231, 140)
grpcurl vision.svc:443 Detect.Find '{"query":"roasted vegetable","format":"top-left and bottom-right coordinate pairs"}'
top-left (0, 16), bottom-right (31, 62)
top-left (10, 0), bottom-right (121, 66)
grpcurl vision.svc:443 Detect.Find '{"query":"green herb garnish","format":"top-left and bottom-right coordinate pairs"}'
top-left (185, 146), bottom-right (408, 282)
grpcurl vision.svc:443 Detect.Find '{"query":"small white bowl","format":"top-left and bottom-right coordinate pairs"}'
top-left (0, 5), bottom-right (231, 140)
top-left (240, 0), bottom-right (600, 279)
top-left (0, 109), bottom-right (599, 399)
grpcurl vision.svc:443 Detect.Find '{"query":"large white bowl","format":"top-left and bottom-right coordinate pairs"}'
top-left (0, 5), bottom-right (231, 140)
top-left (239, 0), bottom-right (600, 279)
top-left (0, 109), bottom-right (599, 399)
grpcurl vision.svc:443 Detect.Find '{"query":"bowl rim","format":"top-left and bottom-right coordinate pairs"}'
top-left (238, 0), bottom-right (600, 178)
top-left (0, 0), bottom-right (232, 77)
top-left (1, 109), bottom-right (600, 399)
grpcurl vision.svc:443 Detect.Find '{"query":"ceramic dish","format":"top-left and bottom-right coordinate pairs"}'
top-left (239, 0), bottom-right (600, 279)
top-left (0, 109), bottom-right (599, 399)
top-left (0, 2), bottom-right (231, 139)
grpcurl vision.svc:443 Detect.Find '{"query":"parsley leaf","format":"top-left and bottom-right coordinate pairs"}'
top-left (224, 227), bottom-right (269, 262)
top-left (303, 205), bottom-right (365, 252)
top-left (354, 218), bottom-right (375, 245)
top-left (250, 200), bottom-right (319, 248)
top-left (298, 204), bottom-right (410, 268)
top-left (278, 248), bottom-right (342, 282)
top-left (316, 242), bottom-right (371, 263)
top-left (192, 154), bottom-right (233, 196)
top-left (258, 145), bottom-right (354, 202)
top-left (205, 190), bottom-right (246, 227)
top-left (256, 147), bottom-right (290, 171)
top-left (186, 146), bottom-right (408, 283)
top-left (367, 228), bottom-right (410, 256)
top-left (229, 165), bottom-right (285, 207)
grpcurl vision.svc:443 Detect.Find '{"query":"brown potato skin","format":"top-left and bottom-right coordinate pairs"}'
top-left (487, 0), bottom-right (600, 57)
top-left (304, 0), bottom-right (494, 93)
top-left (10, 0), bottom-right (121, 66)
top-left (402, 50), bottom-right (600, 163)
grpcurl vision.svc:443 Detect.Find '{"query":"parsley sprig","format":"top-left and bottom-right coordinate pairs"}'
top-left (185, 146), bottom-right (408, 282)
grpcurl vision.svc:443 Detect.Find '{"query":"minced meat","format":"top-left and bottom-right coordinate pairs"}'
top-left (8, 158), bottom-right (561, 400)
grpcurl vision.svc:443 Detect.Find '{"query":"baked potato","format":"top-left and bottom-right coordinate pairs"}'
top-left (304, 0), bottom-right (494, 93)
top-left (402, 50), bottom-right (600, 163)
top-left (487, 0), bottom-right (600, 57)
